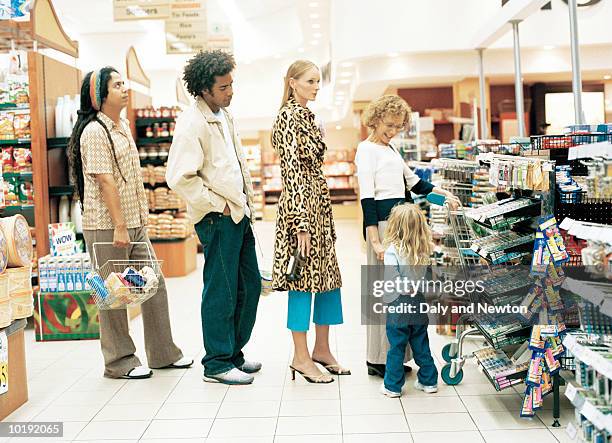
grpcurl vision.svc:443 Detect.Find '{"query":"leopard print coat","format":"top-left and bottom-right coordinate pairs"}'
top-left (271, 97), bottom-right (342, 293)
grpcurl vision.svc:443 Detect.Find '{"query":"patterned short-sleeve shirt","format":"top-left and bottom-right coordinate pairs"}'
top-left (80, 112), bottom-right (148, 230)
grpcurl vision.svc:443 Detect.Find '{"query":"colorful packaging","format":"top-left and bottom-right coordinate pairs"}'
top-left (12, 112), bottom-right (30, 139)
top-left (520, 387), bottom-right (535, 417)
top-left (529, 326), bottom-right (545, 351)
top-left (543, 348), bottom-right (561, 373)
top-left (122, 267), bottom-right (145, 287)
top-left (86, 272), bottom-right (108, 300)
top-left (2, 147), bottom-right (13, 173)
top-left (48, 222), bottom-right (78, 256)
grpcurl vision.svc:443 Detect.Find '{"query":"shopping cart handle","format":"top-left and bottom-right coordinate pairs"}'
top-left (426, 193), bottom-right (447, 206)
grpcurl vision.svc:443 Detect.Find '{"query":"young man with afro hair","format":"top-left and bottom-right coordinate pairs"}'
top-left (167, 50), bottom-right (262, 385)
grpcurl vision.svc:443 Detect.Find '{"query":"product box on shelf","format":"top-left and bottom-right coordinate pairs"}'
top-left (38, 253), bottom-right (91, 293)
top-left (33, 291), bottom-right (99, 341)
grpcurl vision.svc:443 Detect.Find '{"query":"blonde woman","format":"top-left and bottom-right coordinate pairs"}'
top-left (355, 95), bottom-right (458, 378)
top-left (379, 203), bottom-right (438, 397)
top-left (271, 60), bottom-right (348, 383)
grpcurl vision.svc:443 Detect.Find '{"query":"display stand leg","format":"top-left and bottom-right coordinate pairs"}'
top-left (552, 373), bottom-right (561, 428)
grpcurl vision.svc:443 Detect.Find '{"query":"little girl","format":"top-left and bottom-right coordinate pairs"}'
top-left (380, 203), bottom-right (438, 397)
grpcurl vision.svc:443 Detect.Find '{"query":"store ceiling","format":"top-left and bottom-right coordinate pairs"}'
top-left (51, 0), bottom-right (329, 69)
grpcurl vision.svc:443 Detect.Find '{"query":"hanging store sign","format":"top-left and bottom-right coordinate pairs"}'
top-left (0, 331), bottom-right (7, 395)
top-left (207, 22), bottom-right (233, 53)
top-left (113, 0), bottom-right (170, 21)
top-left (165, 1), bottom-right (207, 54)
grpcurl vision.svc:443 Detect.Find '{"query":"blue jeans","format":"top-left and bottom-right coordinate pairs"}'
top-left (287, 289), bottom-right (343, 331)
top-left (194, 213), bottom-right (261, 376)
top-left (384, 296), bottom-right (438, 393)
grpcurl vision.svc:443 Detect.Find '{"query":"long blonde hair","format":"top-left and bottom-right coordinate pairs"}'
top-left (279, 60), bottom-right (318, 109)
top-left (383, 203), bottom-right (433, 265)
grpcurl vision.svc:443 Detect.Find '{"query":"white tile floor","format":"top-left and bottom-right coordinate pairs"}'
top-left (3, 220), bottom-right (574, 442)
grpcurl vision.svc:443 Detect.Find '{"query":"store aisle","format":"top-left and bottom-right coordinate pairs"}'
top-left (4, 221), bottom-right (574, 443)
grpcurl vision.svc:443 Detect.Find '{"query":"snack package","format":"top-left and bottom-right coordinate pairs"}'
top-left (530, 233), bottom-right (550, 276)
top-left (13, 147), bottom-right (31, 172)
top-left (7, 76), bottom-right (28, 103)
top-left (0, 112), bottom-right (15, 139)
top-left (12, 113), bottom-right (30, 139)
top-left (3, 176), bottom-right (18, 203)
top-left (2, 146), bottom-right (14, 173)
top-left (18, 178), bottom-right (33, 204)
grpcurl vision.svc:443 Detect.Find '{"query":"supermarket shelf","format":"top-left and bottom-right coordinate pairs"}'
top-left (144, 182), bottom-right (168, 190)
top-left (137, 137), bottom-right (172, 145)
top-left (563, 278), bottom-right (612, 317)
top-left (473, 317), bottom-right (531, 349)
top-left (473, 348), bottom-right (528, 391)
top-left (47, 137), bottom-right (69, 149)
top-left (3, 172), bottom-right (32, 180)
top-left (565, 382), bottom-right (612, 433)
top-left (563, 335), bottom-right (612, 380)
top-left (470, 235), bottom-right (534, 265)
top-left (149, 208), bottom-right (184, 214)
top-left (49, 185), bottom-right (75, 197)
top-left (140, 157), bottom-right (167, 166)
top-left (0, 138), bottom-right (31, 146)
top-left (150, 237), bottom-right (189, 243)
top-left (465, 198), bottom-right (542, 229)
top-left (0, 104), bottom-right (29, 110)
top-left (135, 117), bottom-right (175, 127)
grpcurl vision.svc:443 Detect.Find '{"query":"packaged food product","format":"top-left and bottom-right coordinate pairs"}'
top-left (13, 112), bottom-right (30, 139)
top-left (18, 179), bottom-right (33, 203)
top-left (2, 146), bottom-right (14, 173)
top-left (13, 147), bottom-right (31, 172)
top-left (8, 76), bottom-right (28, 104)
top-left (0, 112), bottom-right (15, 139)
top-left (4, 176), bottom-right (19, 203)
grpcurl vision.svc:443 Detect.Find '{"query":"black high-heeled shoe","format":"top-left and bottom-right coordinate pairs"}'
top-left (290, 365), bottom-right (335, 384)
top-left (312, 359), bottom-right (351, 375)
top-left (366, 361), bottom-right (412, 377)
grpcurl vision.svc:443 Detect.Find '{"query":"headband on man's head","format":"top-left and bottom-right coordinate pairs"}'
top-left (89, 70), bottom-right (102, 111)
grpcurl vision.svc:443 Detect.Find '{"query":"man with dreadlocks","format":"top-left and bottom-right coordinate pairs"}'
top-left (68, 67), bottom-right (192, 379)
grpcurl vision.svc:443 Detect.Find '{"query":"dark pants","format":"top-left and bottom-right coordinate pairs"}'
top-left (195, 213), bottom-right (261, 376)
top-left (384, 295), bottom-right (438, 393)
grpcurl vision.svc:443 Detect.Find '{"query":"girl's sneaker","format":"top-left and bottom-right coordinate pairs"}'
top-left (380, 383), bottom-right (401, 398)
top-left (414, 380), bottom-right (438, 393)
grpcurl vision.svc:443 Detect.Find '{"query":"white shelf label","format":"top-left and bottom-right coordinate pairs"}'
top-left (565, 422), bottom-right (578, 441)
top-left (565, 383), bottom-right (578, 402)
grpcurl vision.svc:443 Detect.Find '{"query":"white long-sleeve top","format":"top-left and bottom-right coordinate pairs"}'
top-left (354, 140), bottom-right (422, 200)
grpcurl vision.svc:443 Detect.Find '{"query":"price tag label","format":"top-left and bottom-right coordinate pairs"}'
top-left (565, 382), bottom-right (578, 402)
top-left (0, 331), bottom-right (7, 395)
top-left (565, 422), bottom-right (578, 441)
top-left (581, 401), bottom-right (601, 428)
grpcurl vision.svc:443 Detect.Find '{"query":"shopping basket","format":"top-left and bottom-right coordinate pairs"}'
top-left (89, 242), bottom-right (163, 310)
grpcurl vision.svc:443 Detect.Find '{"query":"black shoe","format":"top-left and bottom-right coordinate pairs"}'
top-left (366, 362), bottom-right (413, 378)
top-left (366, 362), bottom-right (385, 377)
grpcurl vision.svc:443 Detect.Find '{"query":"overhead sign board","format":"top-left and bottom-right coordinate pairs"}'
top-left (165, 0), bottom-right (207, 54)
top-left (114, 0), bottom-right (170, 21)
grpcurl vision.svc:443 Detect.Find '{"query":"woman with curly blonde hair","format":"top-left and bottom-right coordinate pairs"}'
top-left (355, 94), bottom-right (458, 378)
